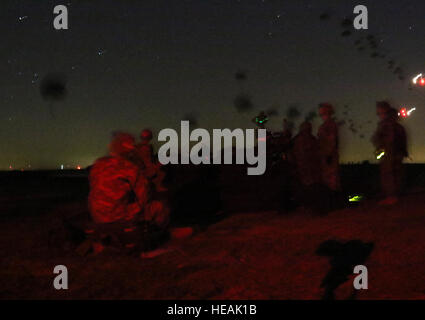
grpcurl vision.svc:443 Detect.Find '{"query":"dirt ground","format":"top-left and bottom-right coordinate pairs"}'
top-left (2, 188), bottom-right (425, 300)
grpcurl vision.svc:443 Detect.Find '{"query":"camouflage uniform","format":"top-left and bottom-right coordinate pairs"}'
top-left (89, 155), bottom-right (150, 224)
top-left (88, 135), bottom-right (169, 252)
top-left (318, 119), bottom-right (341, 191)
top-left (372, 116), bottom-right (407, 198)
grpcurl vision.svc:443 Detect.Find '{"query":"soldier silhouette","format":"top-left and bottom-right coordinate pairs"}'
top-left (291, 121), bottom-right (321, 187)
top-left (372, 101), bottom-right (408, 205)
top-left (134, 129), bottom-right (167, 193)
top-left (318, 103), bottom-right (341, 192)
top-left (289, 121), bottom-right (323, 211)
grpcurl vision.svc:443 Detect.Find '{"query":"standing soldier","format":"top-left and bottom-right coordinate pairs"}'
top-left (318, 103), bottom-right (341, 192)
top-left (88, 132), bottom-right (169, 254)
top-left (291, 121), bottom-right (321, 188)
top-left (134, 129), bottom-right (167, 192)
top-left (372, 102), bottom-right (408, 205)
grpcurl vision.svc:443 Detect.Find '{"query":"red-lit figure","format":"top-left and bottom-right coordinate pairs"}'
top-left (318, 103), bottom-right (341, 192)
top-left (290, 121), bottom-right (321, 187)
top-left (372, 102), bottom-right (408, 205)
top-left (88, 132), bottom-right (169, 253)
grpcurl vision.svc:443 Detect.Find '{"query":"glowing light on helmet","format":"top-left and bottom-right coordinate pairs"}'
top-left (399, 108), bottom-right (408, 118)
top-left (398, 107), bottom-right (416, 118)
top-left (256, 116), bottom-right (268, 124)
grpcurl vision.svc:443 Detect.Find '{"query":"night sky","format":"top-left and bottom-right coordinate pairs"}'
top-left (2, 0), bottom-right (425, 170)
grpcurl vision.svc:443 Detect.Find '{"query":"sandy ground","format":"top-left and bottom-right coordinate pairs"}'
top-left (2, 189), bottom-right (425, 300)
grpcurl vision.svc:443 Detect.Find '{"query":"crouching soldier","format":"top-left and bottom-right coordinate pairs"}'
top-left (134, 129), bottom-right (167, 192)
top-left (87, 132), bottom-right (170, 255)
top-left (372, 102), bottom-right (408, 205)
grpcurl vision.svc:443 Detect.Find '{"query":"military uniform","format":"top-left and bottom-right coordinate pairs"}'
top-left (372, 117), bottom-right (407, 198)
top-left (291, 123), bottom-right (321, 187)
top-left (88, 154), bottom-right (169, 252)
top-left (318, 119), bottom-right (340, 191)
top-left (89, 155), bottom-right (150, 223)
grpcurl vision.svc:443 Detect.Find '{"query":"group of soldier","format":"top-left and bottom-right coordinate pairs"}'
top-left (288, 103), bottom-right (340, 193)
top-left (86, 101), bottom-right (408, 256)
top-left (280, 101), bottom-right (407, 208)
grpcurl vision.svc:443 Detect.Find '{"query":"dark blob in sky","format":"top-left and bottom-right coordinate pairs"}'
top-left (366, 34), bottom-right (375, 41)
top-left (40, 73), bottom-right (68, 116)
top-left (341, 18), bottom-right (353, 28)
top-left (234, 94), bottom-right (253, 113)
top-left (234, 70), bottom-right (247, 81)
top-left (286, 105), bottom-right (301, 120)
top-left (40, 73), bottom-right (68, 102)
top-left (341, 30), bottom-right (352, 37)
top-left (266, 108), bottom-right (279, 117)
top-left (394, 67), bottom-right (402, 74)
top-left (319, 12), bottom-right (331, 21)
